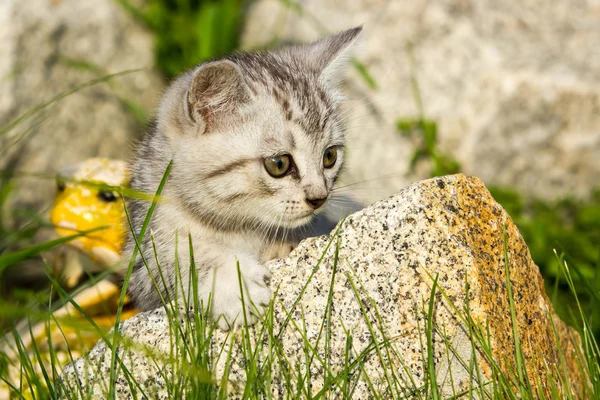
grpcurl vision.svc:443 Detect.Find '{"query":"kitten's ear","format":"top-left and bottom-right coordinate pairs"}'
top-left (186, 60), bottom-right (250, 130)
top-left (307, 26), bottom-right (362, 86)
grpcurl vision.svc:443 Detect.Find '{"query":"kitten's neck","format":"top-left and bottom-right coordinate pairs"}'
top-left (161, 199), bottom-right (271, 255)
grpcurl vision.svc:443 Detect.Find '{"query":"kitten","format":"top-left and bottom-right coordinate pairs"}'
top-left (124, 27), bottom-right (362, 328)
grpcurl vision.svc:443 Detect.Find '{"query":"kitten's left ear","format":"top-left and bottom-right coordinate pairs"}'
top-left (186, 60), bottom-right (250, 130)
top-left (307, 26), bottom-right (362, 86)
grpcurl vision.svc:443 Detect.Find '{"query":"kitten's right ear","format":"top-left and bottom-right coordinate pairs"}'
top-left (307, 26), bottom-right (362, 86)
top-left (185, 60), bottom-right (250, 132)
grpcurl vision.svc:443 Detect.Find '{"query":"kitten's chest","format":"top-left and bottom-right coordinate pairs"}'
top-left (154, 202), bottom-right (297, 262)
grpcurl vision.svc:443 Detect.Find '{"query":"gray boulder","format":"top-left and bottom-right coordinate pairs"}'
top-left (60, 175), bottom-right (587, 399)
top-left (242, 0), bottom-right (600, 202)
top-left (0, 0), bottom-right (162, 211)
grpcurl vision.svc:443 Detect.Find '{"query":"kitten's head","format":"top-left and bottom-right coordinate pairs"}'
top-left (158, 27), bottom-right (361, 232)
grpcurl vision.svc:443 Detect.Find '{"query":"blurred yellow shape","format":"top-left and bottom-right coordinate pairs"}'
top-left (50, 158), bottom-right (128, 283)
top-left (1, 158), bottom-right (140, 400)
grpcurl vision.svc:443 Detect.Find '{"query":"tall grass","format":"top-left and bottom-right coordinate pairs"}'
top-left (1, 214), bottom-right (598, 398)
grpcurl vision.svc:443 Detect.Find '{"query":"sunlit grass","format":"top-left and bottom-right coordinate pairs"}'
top-left (1, 216), bottom-right (598, 398)
top-left (0, 151), bottom-right (598, 399)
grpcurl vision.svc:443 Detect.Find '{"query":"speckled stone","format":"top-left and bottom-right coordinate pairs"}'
top-left (60, 175), bottom-right (586, 398)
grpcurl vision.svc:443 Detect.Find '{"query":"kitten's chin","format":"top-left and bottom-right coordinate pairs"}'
top-left (282, 213), bottom-right (315, 229)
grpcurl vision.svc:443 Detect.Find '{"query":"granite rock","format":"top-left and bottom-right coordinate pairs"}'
top-left (60, 175), bottom-right (586, 398)
top-left (242, 0), bottom-right (600, 202)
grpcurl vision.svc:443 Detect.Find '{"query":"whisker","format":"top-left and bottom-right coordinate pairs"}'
top-left (333, 171), bottom-right (410, 192)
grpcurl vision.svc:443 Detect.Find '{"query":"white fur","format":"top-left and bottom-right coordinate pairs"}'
top-left (124, 27), bottom-right (362, 329)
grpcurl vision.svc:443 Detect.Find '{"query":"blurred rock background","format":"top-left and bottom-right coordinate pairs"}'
top-left (0, 0), bottom-right (598, 338)
top-left (0, 0), bottom-right (161, 208)
top-left (243, 0), bottom-right (600, 202)
top-left (0, 0), bottom-right (162, 294)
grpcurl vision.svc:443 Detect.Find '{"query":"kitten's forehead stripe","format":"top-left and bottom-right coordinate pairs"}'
top-left (320, 114), bottom-right (330, 132)
top-left (227, 52), bottom-right (334, 138)
top-left (282, 99), bottom-right (293, 121)
top-left (264, 135), bottom-right (279, 146)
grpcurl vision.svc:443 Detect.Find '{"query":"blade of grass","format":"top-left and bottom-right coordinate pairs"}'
top-left (0, 226), bottom-right (108, 272)
top-left (108, 160), bottom-right (172, 399)
top-left (0, 69), bottom-right (142, 138)
top-left (502, 224), bottom-right (530, 395)
top-left (425, 274), bottom-right (441, 400)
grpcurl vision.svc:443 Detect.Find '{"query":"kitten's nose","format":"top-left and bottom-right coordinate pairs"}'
top-left (305, 196), bottom-right (327, 210)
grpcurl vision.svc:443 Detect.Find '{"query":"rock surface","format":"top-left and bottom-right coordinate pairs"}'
top-left (0, 0), bottom-right (161, 211)
top-left (242, 0), bottom-right (600, 202)
top-left (60, 175), bottom-right (587, 398)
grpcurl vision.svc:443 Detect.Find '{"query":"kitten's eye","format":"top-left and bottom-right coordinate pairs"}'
top-left (323, 147), bottom-right (338, 169)
top-left (98, 190), bottom-right (118, 202)
top-left (264, 155), bottom-right (291, 178)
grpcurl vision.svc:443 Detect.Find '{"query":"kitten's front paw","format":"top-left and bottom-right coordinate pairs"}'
top-left (211, 261), bottom-right (271, 330)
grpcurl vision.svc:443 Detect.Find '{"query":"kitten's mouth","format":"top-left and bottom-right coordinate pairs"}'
top-left (282, 212), bottom-right (315, 228)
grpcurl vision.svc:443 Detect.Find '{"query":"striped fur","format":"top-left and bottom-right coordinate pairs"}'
top-left (124, 27), bottom-right (361, 329)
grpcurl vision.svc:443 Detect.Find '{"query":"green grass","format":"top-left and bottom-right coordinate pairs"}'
top-left (0, 215), bottom-right (598, 398)
top-left (0, 68), bottom-right (151, 330)
top-left (1, 161), bottom-right (597, 400)
top-left (0, 122), bottom-right (598, 398)
top-left (118, 0), bottom-right (248, 78)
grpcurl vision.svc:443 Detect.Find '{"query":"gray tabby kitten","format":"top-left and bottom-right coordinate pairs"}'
top-left (124, 27), bottom-right (361, 328)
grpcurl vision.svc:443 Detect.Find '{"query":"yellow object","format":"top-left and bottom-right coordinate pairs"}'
top-left (1, 158), bottom-right (138, 400)
top-left (50, 158), bottom-right (128, 272)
